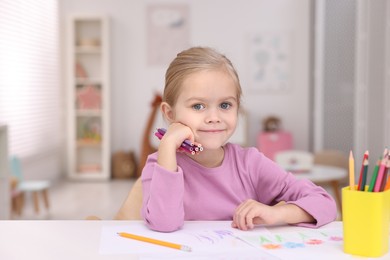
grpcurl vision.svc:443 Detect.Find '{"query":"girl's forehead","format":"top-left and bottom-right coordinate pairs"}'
top-left (182, 70), bottom-right (237, 90)
top-left (177, 78), bottom-right (238, 103)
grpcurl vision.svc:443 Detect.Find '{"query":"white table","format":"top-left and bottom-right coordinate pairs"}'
top-left (0, 220), bottom-right (388, 260)
top-left (293, 165), bottom-right (347, 183)
top-left (290, 165), bottom-right (347, 213)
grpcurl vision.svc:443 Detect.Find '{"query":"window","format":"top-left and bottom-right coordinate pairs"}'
top-left (0, 0), bottom-right (62, 160)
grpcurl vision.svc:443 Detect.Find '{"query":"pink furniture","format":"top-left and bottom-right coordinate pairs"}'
top-left (257, 131), bottom-right (293, 161)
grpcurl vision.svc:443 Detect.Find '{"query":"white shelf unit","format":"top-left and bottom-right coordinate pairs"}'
top-left (67, 15), bottom-right (110, 180)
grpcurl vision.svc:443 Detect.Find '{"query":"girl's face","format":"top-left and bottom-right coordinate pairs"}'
top-left (168, 69), bottom-right (239, 150)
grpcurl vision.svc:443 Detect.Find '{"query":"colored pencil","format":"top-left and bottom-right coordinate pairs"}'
top-left (117, 232), bottom-right (192, 252)
top-left (157, 127), bottom-right (202, 148)
top-left (357, 150), bottom-right (369, 191)
top-left (154, 128), bottom-right (202, 155)
top-left (380, 156), bottom-right (390, 191)
top-left (154, 131), bottom-right (196, 155)
top-left (360, 157), bottom-right (369, 191)
top-left (157, 128), bottom-right (195, 147)
top-left (385, 174), bottom-right (390, 190)
top-left (374, 151), bottom-right (388, 192)
top-left (155, 130), bottom-right (196, 151)
top-left (349, 151), bottom-right (355, 190)
top-left (368, 159), bottom-right (380, 192)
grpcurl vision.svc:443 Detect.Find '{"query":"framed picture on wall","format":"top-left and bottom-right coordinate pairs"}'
top-left (146, 4), bottom-right (190, 66)
top-left (246, 31), bottom-right (291, 93)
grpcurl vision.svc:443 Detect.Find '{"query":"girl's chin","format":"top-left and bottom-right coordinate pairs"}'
top-left (196, 137), bottom-right (230, 150)
top-left (198, 144), bottom-right (225, 151)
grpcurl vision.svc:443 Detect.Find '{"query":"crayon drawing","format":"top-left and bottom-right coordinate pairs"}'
top-left (238, 228), bottom-right (345, 260)
top-left (240, 228), bottom-right (343, 250)
top-left (247, 31), bottom-right (291, 93)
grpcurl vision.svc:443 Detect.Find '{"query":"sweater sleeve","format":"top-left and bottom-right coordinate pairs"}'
top-left (141, 154), bottom-right (185, 232)
top-left (247, 149), bottom-right (337, 228)
top-left (283, 178), bottom-right (338, 228)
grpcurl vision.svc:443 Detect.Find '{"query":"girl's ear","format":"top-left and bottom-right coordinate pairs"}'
top-left (160, 102), bottom-right (175, 123)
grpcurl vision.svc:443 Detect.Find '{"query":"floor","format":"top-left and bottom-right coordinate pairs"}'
top-left (11, 178), bottom-right (136, 220)
top-left (10, 178), bottom-right (342, 221)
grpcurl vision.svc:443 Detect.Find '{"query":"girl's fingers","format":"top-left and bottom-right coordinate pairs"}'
top-left (233, 200), bottom-right (265, 230)
top-left (234, 202), bottom-right (252, 230)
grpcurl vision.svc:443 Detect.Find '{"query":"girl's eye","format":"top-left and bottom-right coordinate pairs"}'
top-left (192, 104), bottom-right (205, 110)
top-left (220, 102), bottom-right (231, 110)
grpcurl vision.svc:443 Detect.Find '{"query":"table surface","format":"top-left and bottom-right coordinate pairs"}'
top-left (0, 220), bottom-right (388, 260)
top-left (292, 165), bottom-right (347, 183)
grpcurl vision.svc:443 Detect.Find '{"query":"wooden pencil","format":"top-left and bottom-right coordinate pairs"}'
top-left (349, 151), bottom-right (355, 190)
top-left (357, 150), bottom-right (369, 191)
top-left (117, 232), bottom-right (192, 252)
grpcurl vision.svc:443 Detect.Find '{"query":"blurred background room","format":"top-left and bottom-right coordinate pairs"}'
top-left (0, 0), bottom-right (389, 220)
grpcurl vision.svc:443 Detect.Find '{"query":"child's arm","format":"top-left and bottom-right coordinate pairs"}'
top-left (231, 199), bottom-right (315, 231)
top-left (140, 123), bottom-right (195, 232)
top-left (141, 158), bottom-right (185, 232)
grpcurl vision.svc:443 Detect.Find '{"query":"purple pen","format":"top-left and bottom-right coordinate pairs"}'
top-left (154, 132), bottom-right (164, 140)
top-left (157, 128), bottom-right (194, 147)
top-left (178, 147), bottom-right (196, 155)
top-left (154, 130), bottom-right (195, 154)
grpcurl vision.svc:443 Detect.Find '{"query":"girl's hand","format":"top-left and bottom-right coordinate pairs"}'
top-left (162, 123), bottom-right (195, 150)
top-left (157, 123), bottom-right (199, 171)
top-left (231, 200), bottom-right (315, 231)
top-left (231, 199), bottom-right (283, 231)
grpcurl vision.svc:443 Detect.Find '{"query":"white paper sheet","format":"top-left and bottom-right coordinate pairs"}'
top-left (99, 221), bottom-right (280, 259)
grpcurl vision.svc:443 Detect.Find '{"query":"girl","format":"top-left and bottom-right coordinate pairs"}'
top-left (141, 46), bottom-right (337, 232)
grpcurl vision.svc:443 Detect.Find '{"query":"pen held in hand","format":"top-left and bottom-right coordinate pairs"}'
top-left (154, 128), bottom-right (202, 155)
top-left (117, 232), bottom-right (192, 252)
top-left (154, 131), bottom-right (196, 155)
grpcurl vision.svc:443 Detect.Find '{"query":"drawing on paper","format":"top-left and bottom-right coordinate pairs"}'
top-left (186, 229), bottom-right (243, 247)
top-left (240, 228), bottom-right (343, 250)
top-left (247, 31), bottom-right (291, 92)
top-left (147, 4), bottom-right (190, 66)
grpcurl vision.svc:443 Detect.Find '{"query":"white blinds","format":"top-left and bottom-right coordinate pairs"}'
top-left (0, 0), bottom-right (62, 159)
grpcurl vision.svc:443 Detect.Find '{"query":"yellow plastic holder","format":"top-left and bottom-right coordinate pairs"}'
top-left (342, 186), bottom-right (390, 257)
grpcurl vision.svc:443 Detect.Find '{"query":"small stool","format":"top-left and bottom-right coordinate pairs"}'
top-left (10, 156), bottom-right (51, 216)
top-left (10, 177), bottom-right (23, 216)
top-left (18, 181), bottom-right (50, 214)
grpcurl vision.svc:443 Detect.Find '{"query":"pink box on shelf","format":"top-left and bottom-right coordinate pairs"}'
top-left (257, 131), bottom-right (293, 161)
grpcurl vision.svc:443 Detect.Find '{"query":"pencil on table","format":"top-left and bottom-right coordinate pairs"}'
top-left (349, 150), bottom-right (355, 190)
top-left (117, 232), bottom-right (192, 252)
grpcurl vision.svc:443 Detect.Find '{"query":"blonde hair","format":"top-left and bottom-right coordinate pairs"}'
top-left (163, 47), bottom-right (242, 107)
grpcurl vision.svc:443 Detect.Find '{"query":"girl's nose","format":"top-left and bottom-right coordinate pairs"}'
top-left (205, 109), bottom-right (221, 123)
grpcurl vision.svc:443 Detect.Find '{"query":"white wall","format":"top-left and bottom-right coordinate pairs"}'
top-left (355, 0), bottom-right (390, 163)
top-left (60, 0), bottom-right (311, 160)
top-left (0, 125), bottom-right (10, 219)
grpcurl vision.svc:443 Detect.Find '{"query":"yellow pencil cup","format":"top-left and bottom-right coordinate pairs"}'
top-left (342, 186), bottom-right (390, 257)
